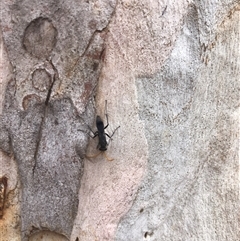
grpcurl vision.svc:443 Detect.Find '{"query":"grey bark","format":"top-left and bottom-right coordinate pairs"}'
top-left (0, 0), bottom-right (239, 241)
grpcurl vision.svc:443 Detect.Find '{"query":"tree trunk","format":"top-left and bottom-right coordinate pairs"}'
top-left (0, 1), bottom-right (239, 241)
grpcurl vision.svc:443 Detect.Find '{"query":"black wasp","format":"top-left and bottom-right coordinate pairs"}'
top-left (86, 100), bottom-right (120, 161)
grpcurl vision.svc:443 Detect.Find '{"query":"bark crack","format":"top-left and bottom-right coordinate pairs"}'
top-left (32, 60), bottom-right (58, 176)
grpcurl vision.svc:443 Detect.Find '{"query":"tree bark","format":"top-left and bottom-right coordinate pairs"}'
top-left (0, 1), bottom-right (239, 241)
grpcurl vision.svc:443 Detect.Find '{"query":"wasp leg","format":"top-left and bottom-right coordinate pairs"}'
top-left (103, 152), bottom-right (114, 161)
top-left (106, 126), bottom-right (120, 147)
top-left (87, 125), bottom-right (99, 138)
top-left (106, 126), bottom-right (120, 139)
top-left (111, 126), bottom-right (120, 138)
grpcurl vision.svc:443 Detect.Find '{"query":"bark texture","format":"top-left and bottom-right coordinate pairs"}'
top-left (0, 0), bottom-right (239, 241)
top-left (0, 0), bottom-right (117, 240)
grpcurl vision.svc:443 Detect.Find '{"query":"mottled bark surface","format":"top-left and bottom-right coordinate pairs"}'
top-left (0, 0), bottom-right (239, 241)
top-left (116, 3), bottom-right (240, 240)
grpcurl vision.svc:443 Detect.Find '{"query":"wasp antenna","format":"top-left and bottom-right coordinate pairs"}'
top-left (85, 151), bottom-right (102, 160)
top-left (103, 152), bottom-right (114, 161)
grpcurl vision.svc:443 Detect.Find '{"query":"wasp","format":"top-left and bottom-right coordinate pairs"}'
top-left (86, 101), bottom-right (120, 161)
